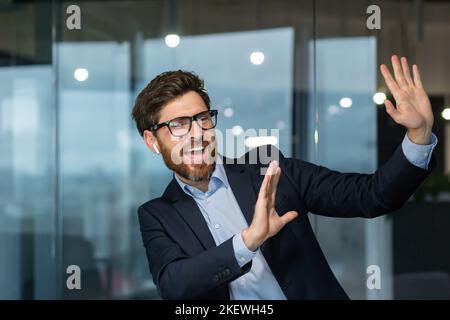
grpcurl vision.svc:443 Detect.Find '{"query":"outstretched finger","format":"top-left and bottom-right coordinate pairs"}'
top-left (401, 57), bottom-right (414, 86)
top-left (380, 64), bottom-right (400, 97)
top-left (391, 55), bottom-right (408, 88)
top-left (258, 165), bottom-right (272, 200)
top-left (266, 160), bottom-right (279, 188)
top-left (269, 166), bottom-right (281, 206)
top-left (413, 64), bottom-right (424, 89)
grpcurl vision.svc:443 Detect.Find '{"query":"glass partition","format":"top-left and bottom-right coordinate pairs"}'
top-left (1, 0), bottom-right (449, 300)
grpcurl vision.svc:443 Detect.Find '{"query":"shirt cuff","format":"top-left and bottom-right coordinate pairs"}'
top-left (232, 232), bottom-right (257, 268)
top-left (401, 132), bottom-right (438, 170)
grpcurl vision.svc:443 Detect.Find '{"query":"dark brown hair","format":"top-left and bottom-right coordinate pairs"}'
top-left (132, 70), bottom-right (211, 136)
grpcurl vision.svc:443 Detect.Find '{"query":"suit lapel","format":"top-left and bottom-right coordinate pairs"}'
top-left (164, 179), bottom-right (216, 250)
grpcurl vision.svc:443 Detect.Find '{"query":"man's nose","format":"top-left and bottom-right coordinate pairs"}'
top-left (188, 119), bottom-right (203, 139)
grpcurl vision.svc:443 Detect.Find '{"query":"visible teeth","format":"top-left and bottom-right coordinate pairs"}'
top-left (187, 146), bottom-right (204, 152)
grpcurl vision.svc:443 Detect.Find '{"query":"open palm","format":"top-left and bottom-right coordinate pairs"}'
top-left (252, 162), bottom-right (294, 238)
top-left (380, 55), bottom-right (433, 144)
top-left (242, 161), bottom-right (298, 251)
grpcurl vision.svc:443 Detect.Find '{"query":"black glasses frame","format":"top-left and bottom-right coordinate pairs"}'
top-left (150, 109), bottom-right (218, 137)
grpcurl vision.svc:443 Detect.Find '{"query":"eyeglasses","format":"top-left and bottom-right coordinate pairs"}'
top-left (150, 109), bottom-right (218, 137)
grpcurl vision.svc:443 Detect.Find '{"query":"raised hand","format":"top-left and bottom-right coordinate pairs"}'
top-left (242, 160), bottom-right (299, 251)
top-left (380, 55), bottom-right (434, 145)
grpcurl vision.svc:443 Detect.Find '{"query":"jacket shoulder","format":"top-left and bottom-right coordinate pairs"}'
top-left (137, 197), bottom-right (170, 218)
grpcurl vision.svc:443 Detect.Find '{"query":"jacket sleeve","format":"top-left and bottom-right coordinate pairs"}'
top-left (280, 144), bottom-right (435, 218)
top-left (138, 205), bottom-right (252, 300)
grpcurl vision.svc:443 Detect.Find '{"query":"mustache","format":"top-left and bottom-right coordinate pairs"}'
top-left (180, 137), bottom-right (216, 153)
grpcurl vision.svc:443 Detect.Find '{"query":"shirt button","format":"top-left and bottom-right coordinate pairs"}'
top-left (214, 223), bottom-right (220, 229)
top-left (240, 256), bottom-right (245, 261)
top-left (424, 153), bottom-right (428, 157)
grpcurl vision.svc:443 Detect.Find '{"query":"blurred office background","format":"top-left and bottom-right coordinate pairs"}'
top-left (0, 0), bottom-right (449, 299)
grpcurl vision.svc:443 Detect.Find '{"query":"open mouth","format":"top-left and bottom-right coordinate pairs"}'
top-left (182, 143), bottom-right (210, 164)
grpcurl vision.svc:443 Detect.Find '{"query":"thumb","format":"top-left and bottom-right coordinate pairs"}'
top-left (384, 99), bottom-right (401, 123)
top-left (279, 210), bottom-right (299, 225)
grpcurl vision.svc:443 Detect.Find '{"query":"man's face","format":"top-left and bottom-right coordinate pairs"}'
top-left (144, 91), bottom-right (217, 182)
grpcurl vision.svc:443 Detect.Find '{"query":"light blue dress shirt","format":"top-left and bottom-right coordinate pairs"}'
top-left (402, 132), bottom-right (437, 169)
top-left (175, 133), bottom-right (437, 300)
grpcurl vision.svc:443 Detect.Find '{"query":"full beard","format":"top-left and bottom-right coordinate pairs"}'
top-left (159, 138), bottom-right (217, 182)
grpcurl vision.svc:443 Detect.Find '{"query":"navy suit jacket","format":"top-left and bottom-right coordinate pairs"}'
top-left (138, 145), bottom-right (434, 300)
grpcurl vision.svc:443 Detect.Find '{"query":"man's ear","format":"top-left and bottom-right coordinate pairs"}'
top-left (143, 130), bottom-right (160, 155)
